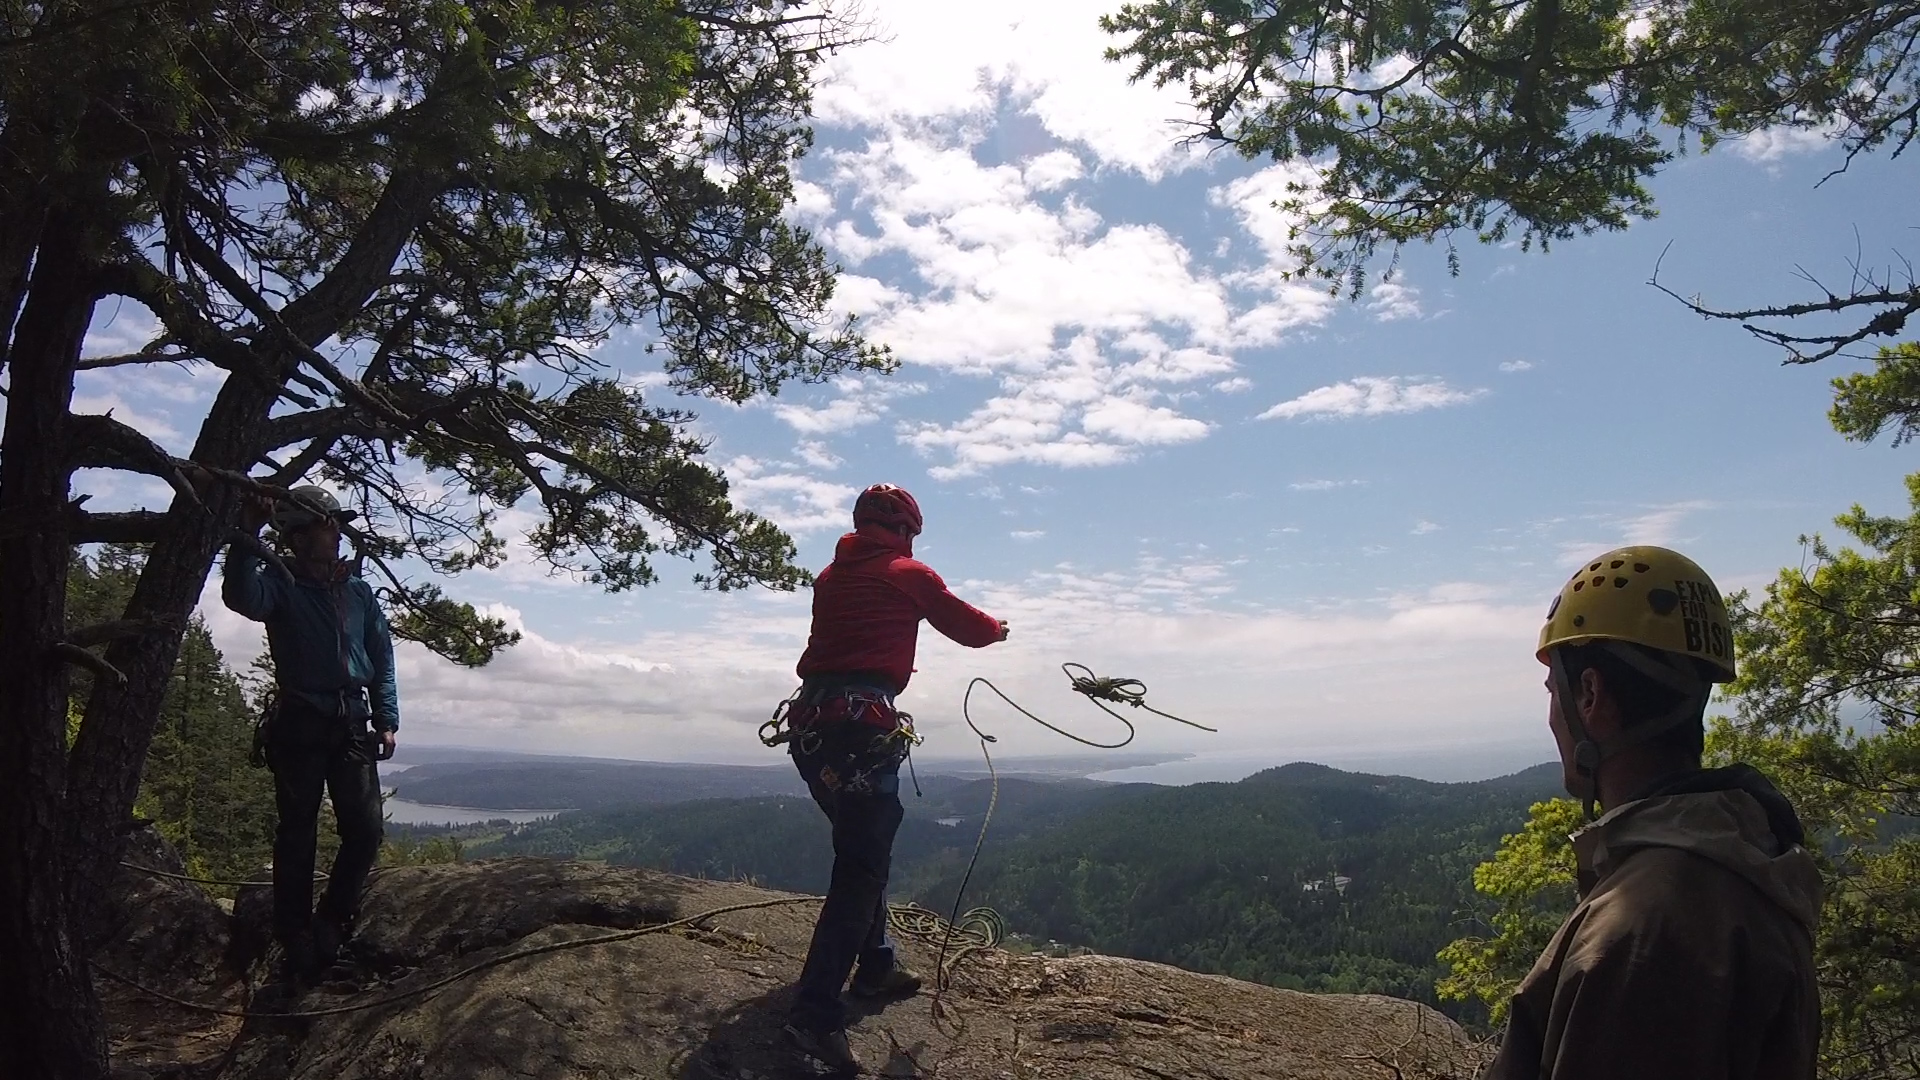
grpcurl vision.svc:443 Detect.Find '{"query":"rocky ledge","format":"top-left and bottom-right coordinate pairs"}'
top-left (99, 830), bottom-right (1488, 1079)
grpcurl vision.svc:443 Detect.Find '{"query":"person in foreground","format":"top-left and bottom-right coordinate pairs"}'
top-left (1486, 546), bottom-right (1821, 1080)
top-left (780, 484), bottom-right (1009, 1073)
top-left (223, 485), bottom-right (399, 987)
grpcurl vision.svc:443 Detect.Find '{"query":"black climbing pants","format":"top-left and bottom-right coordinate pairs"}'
top-left (267, 701), bottom-right (385, 943)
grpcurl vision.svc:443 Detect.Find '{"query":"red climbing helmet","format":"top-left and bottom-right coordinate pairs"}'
top-left (853, 484), bottom-right (923, 536)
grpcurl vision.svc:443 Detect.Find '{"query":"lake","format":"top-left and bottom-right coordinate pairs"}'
top-left (380, 763), bottom-right (567, 826)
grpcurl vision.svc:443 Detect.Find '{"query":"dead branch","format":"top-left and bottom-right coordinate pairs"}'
top-left (63, 618), bottom-right (181, 649)
top-left (52, 643), bottom-right (127, 686)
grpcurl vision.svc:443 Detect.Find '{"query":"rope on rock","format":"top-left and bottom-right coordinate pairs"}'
top-left (96, 892), bottom-right (1005, 1022)
top-left (120, 862), bottom-right (324, 889)
top-left (888, 903), bottom-right (1004, 988)
top-left (93, 894), bottom-right (826, 1020)
top-left (917, 661), bottom-right (1213, 1006)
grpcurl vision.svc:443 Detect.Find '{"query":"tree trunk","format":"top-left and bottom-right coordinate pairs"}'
top-left (0, 209), bottom-right (107, 1079)
top-left (60, 369), bottom-right (283, 946)
top-left (59, 160), bottom-right (446, 949)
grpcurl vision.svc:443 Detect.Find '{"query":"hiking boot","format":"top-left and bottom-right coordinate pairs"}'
top-left (785, 1022), bottom-right (861, 1074)
top-left (849, 964), bottom-right (922, 1000)
top-left (271, 933), bottom-right (322, 990)
top-left (311, 915), bottom-right (350, 970)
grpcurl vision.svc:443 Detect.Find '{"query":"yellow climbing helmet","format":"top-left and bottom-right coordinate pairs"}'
top-left (1537, 545), bottom-right (1736, 682)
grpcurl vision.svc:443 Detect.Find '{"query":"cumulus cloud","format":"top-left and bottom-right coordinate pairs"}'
top-left (1413, 520), bottom-right (1442, 535)
top-left (1214, 376), bottom-right (1254, 394)
top-left (802, 121), bottom-right (1335, 476)
top-left (794, 440), bottom-right (844, 469)
top-left (1732, 121), bottom-right (1842, 163)
top-left (1259, 376), bottom-right (1486, 421)
top-left (1554, 501), bottom-right (1717, 565)
top-left (1499, 360), bottom-right (1534, 373)
top-left (1367, 280), bottom-right (1423, 322)
top-left (199, 545), bottom-right (1554, 770)
top-left (811, 0), bottom-right (1208, 178)
top-left (722, 457), bottom-right (859, 534)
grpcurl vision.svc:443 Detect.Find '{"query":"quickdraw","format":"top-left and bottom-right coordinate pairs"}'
top-left (761, 684), bottom-right (922, 796)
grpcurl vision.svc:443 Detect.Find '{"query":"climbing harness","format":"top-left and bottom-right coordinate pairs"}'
top-left (761, 682), bottom-right (923, 797)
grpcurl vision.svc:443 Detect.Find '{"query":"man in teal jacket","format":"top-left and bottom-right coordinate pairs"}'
top-left (223, 485), bottom-right (398, 982)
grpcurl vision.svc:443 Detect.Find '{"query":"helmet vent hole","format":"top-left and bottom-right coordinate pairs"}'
top-left (1573, 580), bottom-right (1586, 592)
top-left (1591, 575), bottom-right (1606, 587)
top-left (1634, 562), bottom-right (1651, 574)
top-left (1613, 577), bottom-right (1629, 588)
top-left (1589, 562), bottom-right (1602, 572)
top-left (1647, 588), bottom-right (1681, 615)
top-left (1572, 614), bottom-right (1586, 627)
top-left (1610, 559), bottom-right (1625, 569)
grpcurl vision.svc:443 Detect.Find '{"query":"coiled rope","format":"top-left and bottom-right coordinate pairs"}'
top-left (928, 665), bottom-right (1213, 1000)
top-left (964, 663), bottom-right (1216, 750)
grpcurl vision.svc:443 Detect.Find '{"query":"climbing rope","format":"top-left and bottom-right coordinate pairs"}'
top-left (889, 902), bottom-right (1004, 989)
top-left (928, 664), bottom-right (1212, 998)
top-left (964, 663), bottom-right (1215, 750)
top-left (94, 894), bottom-right (1002, 1022)
top-left (120, 862), bottom-right (326, 889)
top-left (93, 894), bottom-right (827, 1020)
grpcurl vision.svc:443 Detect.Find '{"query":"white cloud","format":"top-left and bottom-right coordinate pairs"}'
top-left (1010, 529), bottom-right (1047, 540)
top-left (1731, 121), bottom-right (1842, 163)
top-left (802, 122), bottom-right (1336, 477)
top-left (1080, 395), bottom-right (1211, 445)
top-left (722, 457), bottom-right (858, 534)
top-left (1214, 377), bottom-right (1254, 394)
top-left (1290, 479), bottom-right (1365, 492)
top-left (1367, 279), bottom-right (1423, 322)
top-left (1413, 520), bottom-right (1442, 535)
top-left (1259, 376), bottom-right (1486, 421)
top-left (812, 0), bottom-right (1209, 178)
top-left (794, 440), bottom-right (843, 469)
top-left (1499, 360), bottom-right (1534, 373)
top-left (900, 338), bottom-right (1213, 477)
top-left (1554, 501), bottom-right (1717, 565)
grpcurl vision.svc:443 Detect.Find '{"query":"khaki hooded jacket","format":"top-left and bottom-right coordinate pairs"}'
top-left (1484, 765), bottom-right (1823, 1080)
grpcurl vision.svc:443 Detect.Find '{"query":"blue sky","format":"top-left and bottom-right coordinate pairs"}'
top-left (68, 0), bottom-right (1917, 781)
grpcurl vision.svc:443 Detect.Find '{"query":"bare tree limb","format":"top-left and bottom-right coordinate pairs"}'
top-left (51, 643), bottom-right (127, 686)
top-left (1651, 242), bottom-right (1920, 364)
top-left (63, 619), bottom-right (182, 649)
top-left (73, 510), bottom-right (169, 545)
top-left (66, 413), bottom-right (205, 510)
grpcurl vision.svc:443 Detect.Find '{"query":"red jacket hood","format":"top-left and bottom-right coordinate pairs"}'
top-left (834, 523), bottom-right (914, 564)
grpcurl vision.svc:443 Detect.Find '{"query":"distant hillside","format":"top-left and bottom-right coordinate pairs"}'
top-left (388, 751), bottom-right (1186, 810)
top-left (920, 761), bottom-right (1567, 1017)
top-left (391, 760), bottom-right (810, 809)
top-left (466, 760), bottom-right (1565, 1024)
top-left (468, 775), bottom-right (1144, 890)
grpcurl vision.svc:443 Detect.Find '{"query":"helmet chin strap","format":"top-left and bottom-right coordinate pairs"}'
top-left (1549, 645), bottom-right (1711, 822)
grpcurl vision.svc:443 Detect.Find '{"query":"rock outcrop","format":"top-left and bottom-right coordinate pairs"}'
top-left (101, 849), bottom-right (1490, 1079)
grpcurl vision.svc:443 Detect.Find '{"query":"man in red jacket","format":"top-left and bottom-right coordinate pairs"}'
top-left (782, 483), bottom-right (1007, 1072)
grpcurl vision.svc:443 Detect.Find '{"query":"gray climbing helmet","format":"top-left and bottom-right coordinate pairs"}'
top-left (272, 485), bottom-right (357, 532)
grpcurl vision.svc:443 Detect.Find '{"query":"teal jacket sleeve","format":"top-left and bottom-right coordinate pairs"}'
top-left (221, 541), bottom-right (286, 622)
top-left (363, 582), bottom-right (400, 732)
